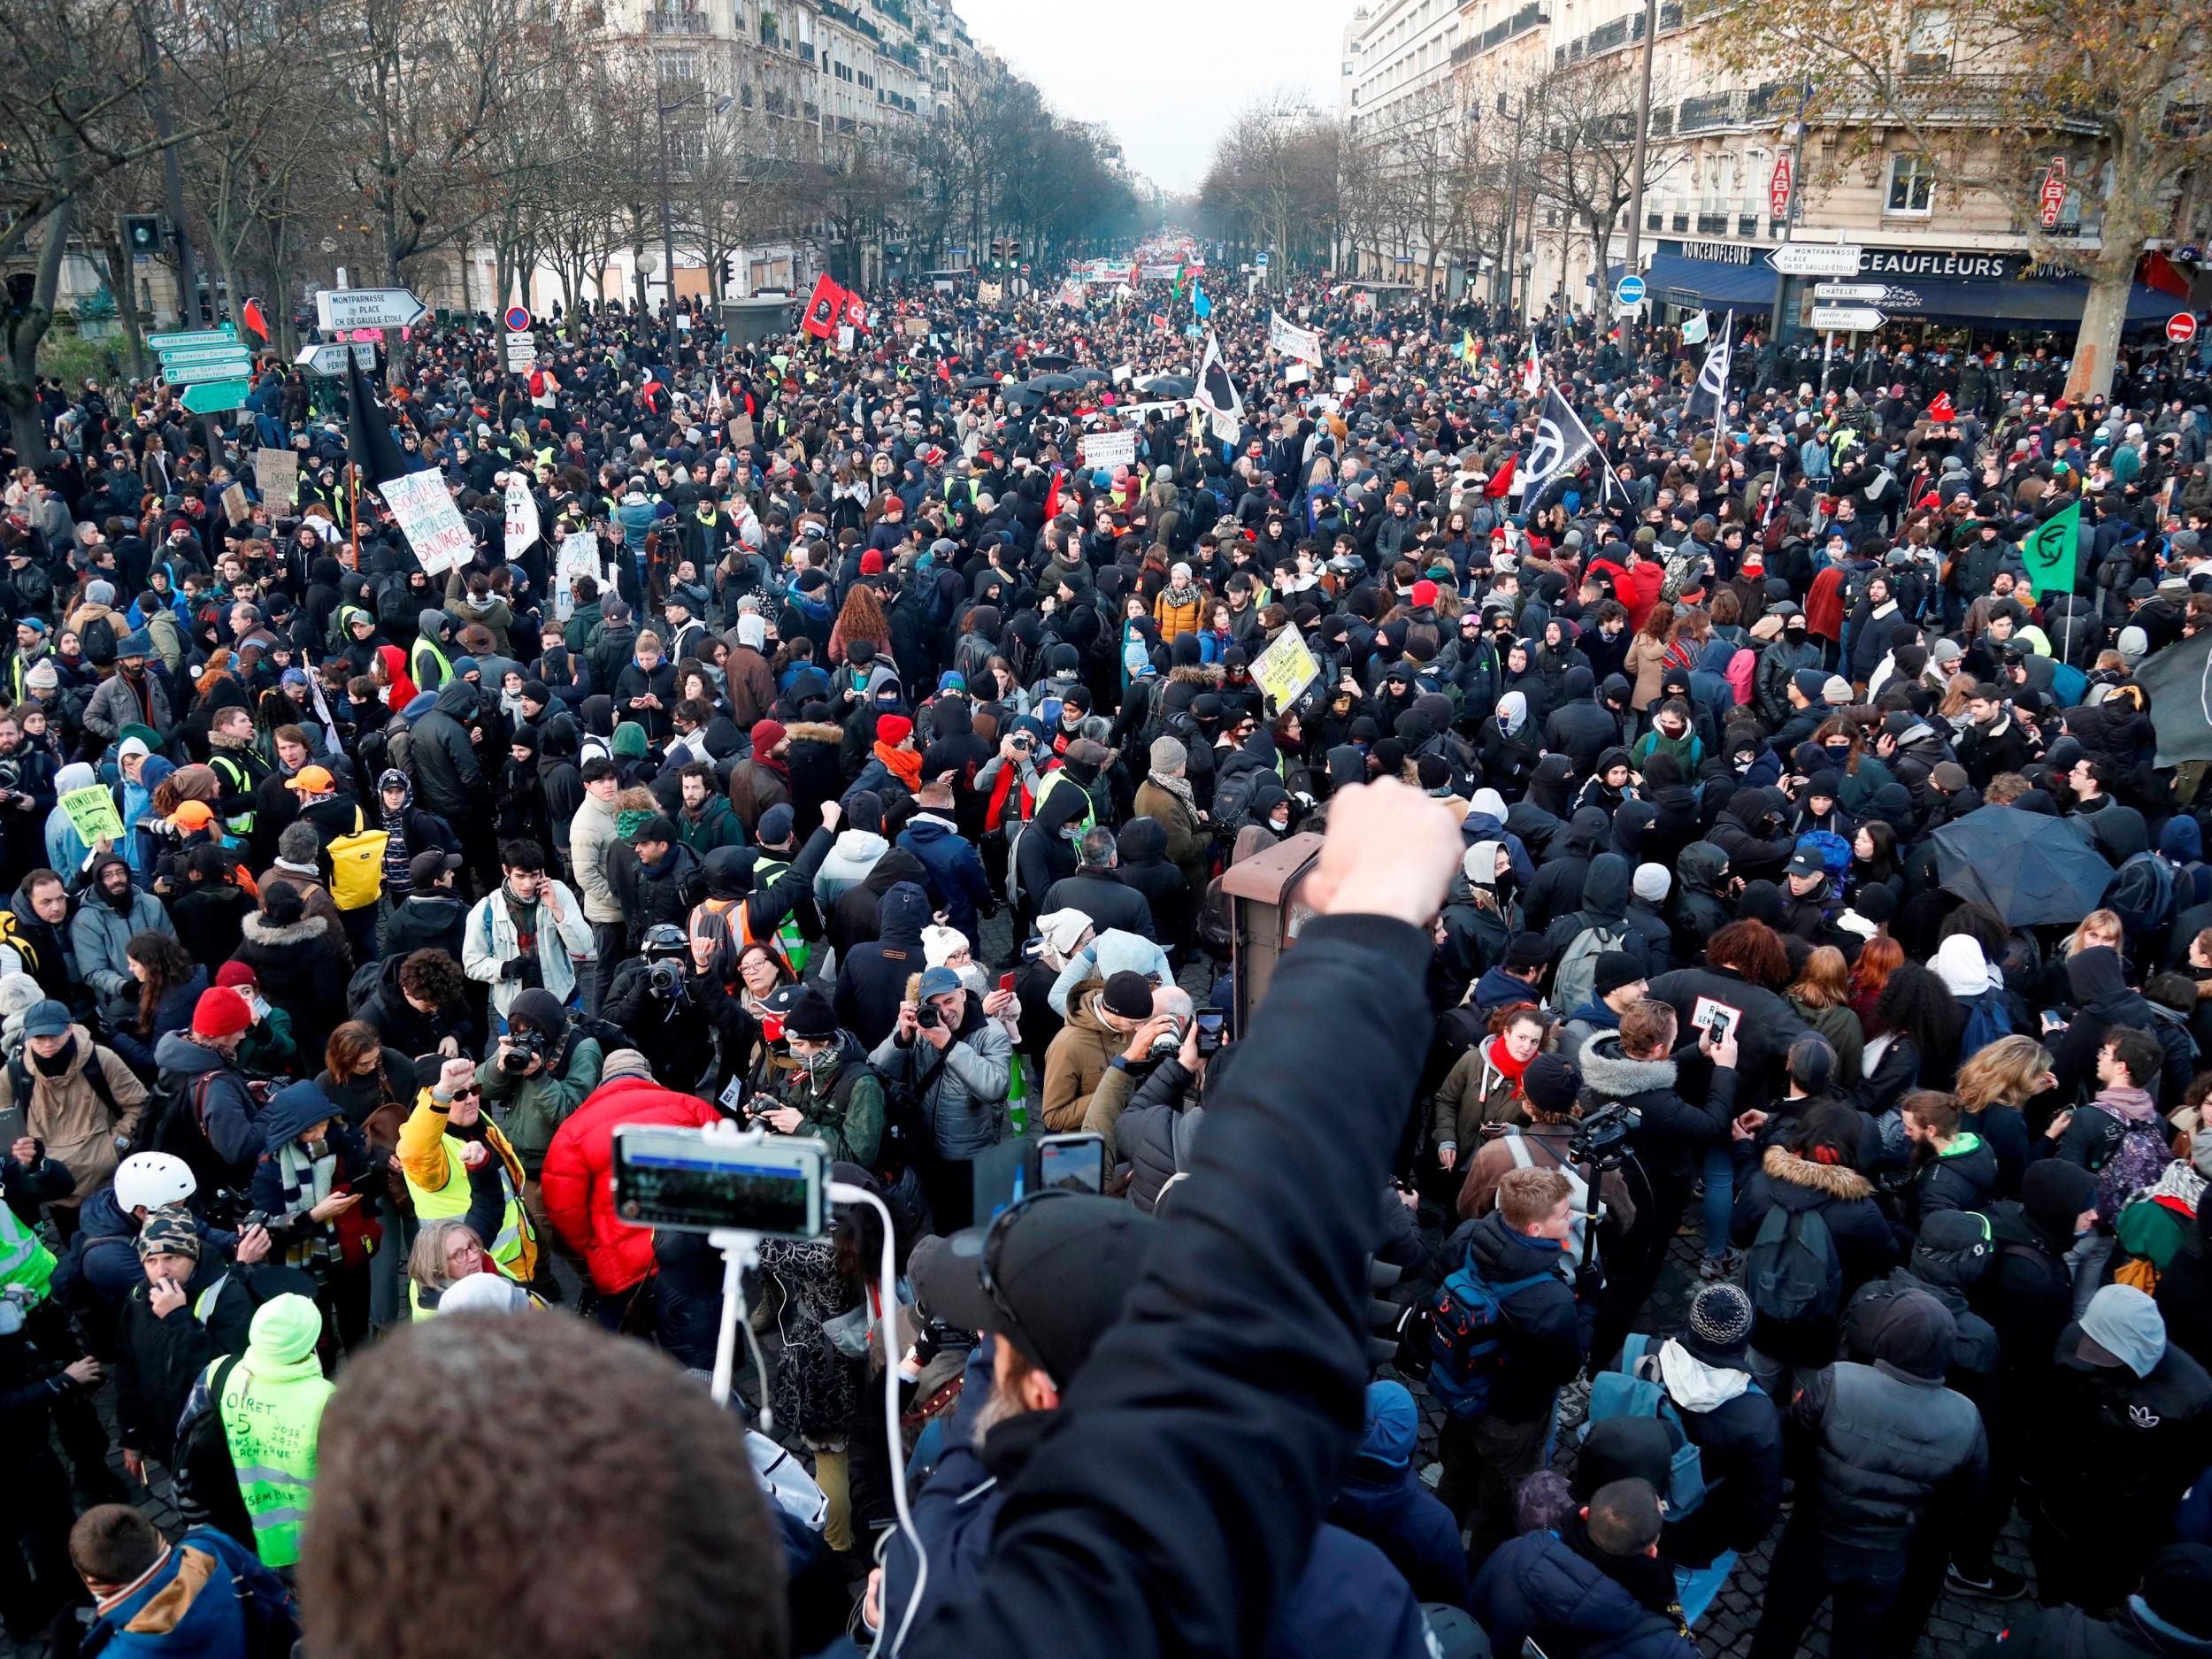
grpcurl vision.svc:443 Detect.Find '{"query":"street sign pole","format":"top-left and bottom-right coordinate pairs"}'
top-left (1765, 79), bottom-right (1812, 376)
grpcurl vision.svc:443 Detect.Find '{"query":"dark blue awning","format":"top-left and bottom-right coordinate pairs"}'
top-left (1875, 275), bottom-right (2177, 327)
top-left (1609, 255), bottom-right (1775, 309)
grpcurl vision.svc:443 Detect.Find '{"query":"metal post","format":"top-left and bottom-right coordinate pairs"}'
top-left (1765, 80), bottom-right (1811, 380)
top-left (657, 99), bottom-right (682, 375)
top-left (1619, 0), bottom-right (1659, 364)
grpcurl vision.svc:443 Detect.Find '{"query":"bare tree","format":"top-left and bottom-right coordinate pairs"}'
top-left (1525, 51), bottom-right (1680, 320)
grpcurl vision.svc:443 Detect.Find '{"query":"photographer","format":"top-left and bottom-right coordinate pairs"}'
top-left (1455, 1054), bottom-right (1638, 1286)
top-left (476, 989), bottom-right (603, 1276)
top-left (1109, 995), bottom-right (1220, 1210)
top-left (870, 964), bottom-right (1012, 1231)
top-left (604, 924), bottom-right (754, 1097)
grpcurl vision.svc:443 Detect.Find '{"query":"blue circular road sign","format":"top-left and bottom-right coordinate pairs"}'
top-left (1614, 274), bottom-right (1647, 307)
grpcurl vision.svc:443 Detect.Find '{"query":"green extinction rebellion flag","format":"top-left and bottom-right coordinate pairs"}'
top-left (2020, 499), bottom-right (2081, 598)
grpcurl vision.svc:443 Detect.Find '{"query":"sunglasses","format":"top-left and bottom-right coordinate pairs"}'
top-left (449, 1087), bottom-right (481, 1102)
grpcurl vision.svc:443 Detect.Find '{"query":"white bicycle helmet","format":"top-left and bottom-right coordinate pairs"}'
top-left (112, 1152), bottom-right (196, 1213)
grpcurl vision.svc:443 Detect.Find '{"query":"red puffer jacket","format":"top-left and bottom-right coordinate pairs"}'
top-left (538, 1074), bottom-right (718, 1293)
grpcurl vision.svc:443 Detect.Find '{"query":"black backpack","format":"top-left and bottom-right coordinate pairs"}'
top-left (829, 1054), bottom-right (922, 1182)
top-left (122, 1070), bottom-right (236, 1197)
top-left (1745, 1202), bottom-right (1843, 1325)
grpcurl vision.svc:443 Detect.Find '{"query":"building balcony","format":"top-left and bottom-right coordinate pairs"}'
top-left (648, 6), bottom-right (708, 31)
top-left (1695, 211), bottom-right (1728, 234)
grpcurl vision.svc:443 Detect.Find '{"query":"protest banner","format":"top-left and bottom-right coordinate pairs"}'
top-left (1269, 310), bottom-right (1324, 365)
top-left (504, 472), bottom-right (541, 560)
top-left (255, 448), bottom-right (298, 509)
top-left (730, 413), bottom-right (757, 448)
top-left (1080, 426), bottom-right (1137, 471)
top-left (378, 468), bottom-right (475, 578)
top-left (1248, 626), bottom-right (1321, 713)
top-left (554, 531), bottom-right (600, 623)
top-left (59, 784), bottom-right (124, 847)
top-left (221, 482), bottom-right (250, 525)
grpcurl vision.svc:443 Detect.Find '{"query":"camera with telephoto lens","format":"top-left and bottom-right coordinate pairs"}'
top-left (914, 1004), bottom-right (941, 1031)
top-left (1148, 1016), bottom-right (1187, 1061)
top-left (645, 959), bottom-right (688, 1004)
top-left (1569, 1102), bottom-right (1640, 1171)
top-left (500, 1028), bottom-right (549, 1074)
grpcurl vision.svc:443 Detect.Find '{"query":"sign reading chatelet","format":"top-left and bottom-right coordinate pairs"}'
top-left (1248, 626), bottom-right (1321, 713)
top-left (377, 468), bottom-right (475, 577)
top-left (1268, 310), bottom-right (1323, 365)
top-left (1080, 426), bottom-right (1136, 471)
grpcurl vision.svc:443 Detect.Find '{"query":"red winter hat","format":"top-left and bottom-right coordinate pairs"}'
top-left (860, 549), bottom-right (887, 575)
top-left (750, 719), bottom-right (787, 754)
top-left (192, 987), bottom-right (252, 1040)
top-left (877, 713), bottom-right (914, 747)
top-left (212, 962), bottom-right (258, 991)
top-left (1410, 580), bottom-right (1439, 608)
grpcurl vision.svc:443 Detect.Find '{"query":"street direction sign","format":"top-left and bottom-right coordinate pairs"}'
top-left (1812, 282), bottom-right (1888, 303)
top-left (180, 379), bottom-right (251, 414)
top-left (296, 343), bottom-right (352, 375)
top-left (314, 288), bottom-right (426, 330)
top-left (148, 326), bottom-right (236, 349)
top-left (1614, 273), bottom-right (1647, 307)
top-left (158, 349), bottom-right (255, 384)
top-left (504, 304), bottom-right (532, 332)
top-left (1767, 244), bottom-right (1863, 277)
top-left (1810, 304), bottom-right (1886, 331)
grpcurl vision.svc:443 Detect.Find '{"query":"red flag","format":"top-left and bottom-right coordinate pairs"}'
top-left (1044, 466), bottom-right (1064, 521)
top-left (841, 290), bottom-right (870, 331)
top-left (1927, 390), bottom-right (1956, 421)
top-left (1484, 455), bottom-right (1517, 499)
top-left (801, 273), bottom-right (843, 339)
top-left (240, 297), bottom-right (270, 342)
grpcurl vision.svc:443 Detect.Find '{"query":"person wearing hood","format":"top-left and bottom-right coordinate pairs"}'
top-left (367, 769), bottom-right (458, 910)
top-left (42, 760), bottom-right (104, 877)
top-left (404, 677), bottom-right (488, 851)
top-left (1709, 784), bottom-right (1796, 883)
top-left (1544, 664), bottom-right (1625, 779)
top-left (1115, 815), bottom-right (1191, 956)
top-left (173, 1293), bottom-right (334, 1570)
top-left (1521, 805), bottom-right (1611, 935)
top-left (245, 1079), bottom-right (379, 1346)
top-left (1435, 841), bottom-right (1524, 1000)
top-left (68, 851), bottom-right (176, 1026)
top-left (813, 787), bottom-right (892, 910)
top-left (1544, 851), bottom-right (1661, 996)
top-left (833, 881), bottom-right (935, 1052)
top-left (1747, 1287), bottom-right (1986, 1659)
top-left (410, 607), bottom-right (457, 693)
top-left (2028, 1286), bottom-right (2212, 1617)
top-left (1480, 687), bottom-right (1541, 800)
top-left (2051, 946), bottom-right (2172, 1104)
top-left (1325, 1379), bottom-right (1471, 1610)
top-left (1667, 842), bottom-right (1735, 964)
top-left (1897, 1087), bottom-right (2001, 1231)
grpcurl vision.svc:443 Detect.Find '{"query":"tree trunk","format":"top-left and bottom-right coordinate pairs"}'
top-left (1, 191), bottom-right (73, 466)
top-left (102, 226), bottom-right (150, 380)
top-left (2063, 256), bottom-right (2134, 402)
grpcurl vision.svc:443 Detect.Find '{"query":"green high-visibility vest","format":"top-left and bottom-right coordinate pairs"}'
top-left (411, 635), bottom-right (452, 689)
top-left (212, 1356), bottom-right (334, 1568)
top-left (210, 750), bottom-right (258, 834)
top-left (406, 1136), bottom-right (528, 1271)
top-left (1031, 768), bottom-right (1096, 835)
top-left (749, 858), bottom-right (811, 973)
top-left (0, 1204), bottom-right (56, 1306)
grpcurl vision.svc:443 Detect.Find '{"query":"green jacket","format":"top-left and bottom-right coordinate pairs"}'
top-left (563, 600), bottom-right (603, 654)
top-left (677, 796), bottom-right (747, 856)
top-left (775, 1038), bottom-right (883, 1167)
top-left (478, 1035), bottom-right (603, 1173)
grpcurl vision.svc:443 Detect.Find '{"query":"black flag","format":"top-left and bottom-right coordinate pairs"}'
top-left (1195, 330), bottom-right (1241, 423)
top-left (1686, 310), bottom-right (1734, 426)
top-left (344, 349), bottom-right (414, 486)
top-left (1520, 386), bottom-right (1603, 504)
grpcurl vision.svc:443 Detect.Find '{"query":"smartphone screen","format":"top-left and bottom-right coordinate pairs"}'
top-left (0, 1105), bottom-right (26, 1149)
top-left (1036, 1134), bottom-right (1105, 1194)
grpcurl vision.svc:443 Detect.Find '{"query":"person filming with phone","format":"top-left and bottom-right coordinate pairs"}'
top-left (872, 964), bottom-right (1010, 1231)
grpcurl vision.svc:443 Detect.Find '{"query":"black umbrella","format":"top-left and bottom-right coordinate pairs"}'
top-left (1000, 384), bottom-right (1042, 409)
top-left (1069, 365), bottom-right (1111, 384)
top-left (1932, 807), bottom-right (2114, 926)
top-left (2133, 626), bottom-right (2212, 766)
top-left (957, 373), bottom-right (998, 388)
top-left (1024, 373), bottom-right (1079, 393)
top-left (1140, 374), bottom-right (1193, 396)
top-left (1029, 352), bottom-right (1073, 369)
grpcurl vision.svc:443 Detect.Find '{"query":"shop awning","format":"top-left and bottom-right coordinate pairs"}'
top-left (1609, 255), bottom-right (1778, 310)
top-left (1878, 276), bottom-right (2178, 328)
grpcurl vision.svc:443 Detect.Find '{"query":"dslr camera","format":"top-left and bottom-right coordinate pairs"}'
top-left (1568, 1102), bottom-right (1640, 1171)
top-left (500, 1028), bottom-right (550, 1074)
top-left (645, 958), bottom-right (688, 1005)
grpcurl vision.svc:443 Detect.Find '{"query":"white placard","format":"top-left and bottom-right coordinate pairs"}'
top-left (504, 472), bottom-right (541, 560)
top-left (255, 448), bottom-right (297, 509)
top-left (1081, 427), bottom-right (1137, 470)
top-left (553, 531), bottom-right (599, 622)
top-left (1269, 309), bottom-right (1324, 365)
top-left (377, 468), bottom-right (476, 578)
top-left (1333, 374), bottom-right (1355, 394)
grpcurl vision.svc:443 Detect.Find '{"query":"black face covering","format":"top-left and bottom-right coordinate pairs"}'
top-left (31, 1035), bottom-right (76, 1077)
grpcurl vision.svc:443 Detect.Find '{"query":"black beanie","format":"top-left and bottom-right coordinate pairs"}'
top-left (1523, 1054), bottom-right (1580, 1117)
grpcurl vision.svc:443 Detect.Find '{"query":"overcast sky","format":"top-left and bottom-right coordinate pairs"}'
top-left (949, 0), bottom-right (1349, 195)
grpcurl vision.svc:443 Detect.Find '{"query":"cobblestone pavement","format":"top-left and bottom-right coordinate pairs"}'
top-left (7, 921), bottom-right (2035, 1656)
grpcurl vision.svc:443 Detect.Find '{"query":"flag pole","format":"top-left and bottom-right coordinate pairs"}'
top-left (348, 465), bottom-right (358, 572)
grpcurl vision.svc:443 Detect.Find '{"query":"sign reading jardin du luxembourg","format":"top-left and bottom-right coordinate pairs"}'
top-left (1657, 239), bottom-right (2078, 284)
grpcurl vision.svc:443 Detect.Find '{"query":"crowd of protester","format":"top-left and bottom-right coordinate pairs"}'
top-left (3, 250), bottom-right (2212, 1659)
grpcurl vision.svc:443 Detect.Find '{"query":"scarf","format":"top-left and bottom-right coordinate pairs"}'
top-left (1148, 768), bottom-right (1198, 812)
top-left (872, 739), bottom-right (923, 793)
top-left (275, 1137), bottom-right (340, 1273)
top-left (2091, 1085), bottom-right (2158, 1125)
top-left (1161, 580), bottom-right (1200, 609)
top-left (1486, 1033), bottom-right (1534, 1097)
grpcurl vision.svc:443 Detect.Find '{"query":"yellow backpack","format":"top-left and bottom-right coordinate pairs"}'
top-left (326, 806), bottom-right (390, 912)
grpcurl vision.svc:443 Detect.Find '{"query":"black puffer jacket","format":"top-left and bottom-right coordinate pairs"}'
top-left (1455, 1210), bottom-right (1586, 1422)
top-left (1729, 1142), bottom-right (1900, 1363)
top-left (406, 679), bottom-right (488, 822)
top-left (1708, 785), bottom-right (1795, 882)
top-left (1791, 1290), bottom-right (1987, 1555)
top-left (1520, 806), bottom-right (1610, 934)
top-left (1541, 665), bottom-right (1624, 777)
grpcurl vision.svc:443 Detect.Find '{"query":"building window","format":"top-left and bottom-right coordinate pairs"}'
top-left (1904, 10), bottom-right (1953, 73)
top-left (1885, 152), bottom-right (1934, 214)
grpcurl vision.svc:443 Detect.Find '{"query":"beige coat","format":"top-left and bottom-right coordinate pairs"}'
top-left (1040, 983), bottom-right (1122, 1132)
top-left (1, 1025), bottom-right (150, 1208)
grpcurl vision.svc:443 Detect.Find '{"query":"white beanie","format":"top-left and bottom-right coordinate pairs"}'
top-left (438, 1272), bottom-right (534, 1315)
top-left (922, 926), bottom-right (970, 969)
top-left (1633, 863), bottom-right (1671, 902)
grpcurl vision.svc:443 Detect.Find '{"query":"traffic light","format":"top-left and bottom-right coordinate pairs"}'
top-left (123, 214), bottom-right (160, 257)
top-left (718, 255), bottom-right (733, 288)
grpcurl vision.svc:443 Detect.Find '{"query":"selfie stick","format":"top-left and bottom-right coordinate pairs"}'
top-left (825, 1178), bottom-right (927, 1659)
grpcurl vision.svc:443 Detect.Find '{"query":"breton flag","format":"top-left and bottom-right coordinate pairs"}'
top-left (1195, 330), bottom-right (1241, 424)
top-left (1520, 385), bottom-right (1606, 505)
top-left (1686, 310), bottom-right (1734, 424)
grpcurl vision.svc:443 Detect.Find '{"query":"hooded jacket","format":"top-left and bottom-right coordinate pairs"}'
top-left (1472, 1522), bottom-right (1699, 1659)
top-left (70, 853), bottom-right (178, 1002)
top-left (0, 1025), bottom-right (148, 1206)
top-left (234, 909), bottom-right (352, 1060)
top-left (1542, 665), bottom-right (1625, 777)
top-left (1578, 1030), bottom-right (1733, 1188)
top-left (1459, 1210), bottom-right (1586, 1421)
top-left (1543, 852), bottom-right (1661, 979)
top-left (1792, 1290), bottom-right (1987, 1555)
top-left (1709, 785), bottom-right (1795, 881)
top-left (406, 679), bottom-right (488, 822)
top-left (896, 813), bottom-right (992, 940)
top-left (1521, 806), bottom-right (1611, 935)
top-left (834, 882), bottom-right (934, 1051)
top-left (151, 1031), bottom-right (261, 1181)
top-left (1729, 1143), bottom-right (1900, 1362)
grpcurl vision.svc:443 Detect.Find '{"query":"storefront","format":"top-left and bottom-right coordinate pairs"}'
top-left (1609, 239), bottom-right (2184, 342)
